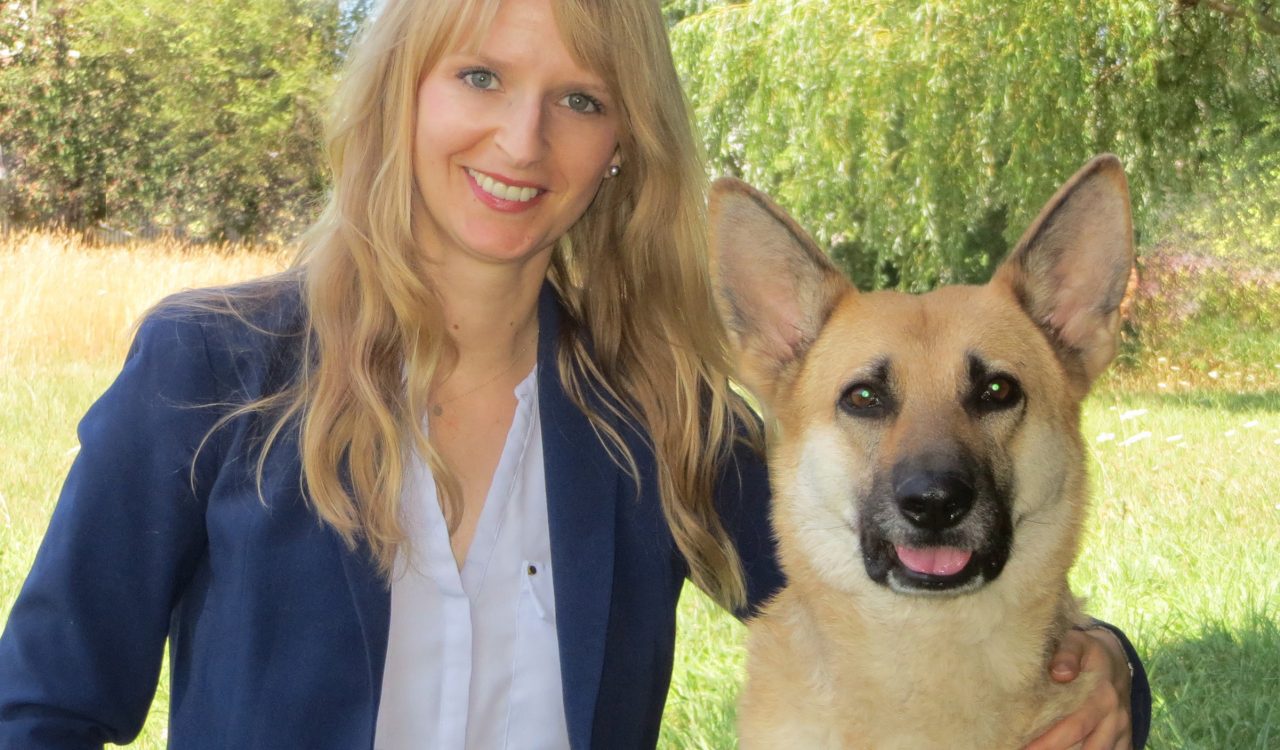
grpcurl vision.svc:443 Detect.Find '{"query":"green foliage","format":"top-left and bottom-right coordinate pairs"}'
top-left (0, 0), bottom-right (344, 241)
top-left (662, 0), bottom-right (735, 26)
top-left (671, 0), bottom-right (1280, 290)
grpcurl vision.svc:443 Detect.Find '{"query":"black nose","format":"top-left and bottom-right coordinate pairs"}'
top-left (895, 472), bottom-right (974, 531)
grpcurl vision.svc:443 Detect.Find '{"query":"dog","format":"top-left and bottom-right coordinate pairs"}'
top-left (709, 155), bottom-right (1134, 748)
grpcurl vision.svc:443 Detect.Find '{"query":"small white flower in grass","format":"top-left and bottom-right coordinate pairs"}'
top-left (1158, 383), bottom-right (1168, 389)
top-left (1243, 420), bottom-right (1260, 429)
top-left (1118, 432), bottom-right (1151, 447)
top-left (1097, 432), bottom-right (1116, 443)
top-left (1120, 409), bottom-right (1147, 421)
top-left (1179, 380), bottom-right (1191, 387)
top-left (67, 49), bottom-right (80, 60)
top-left (1225, 430), bottom-right (1237, 438)
top-left (1157, 357), bottom-right (1168, 364)
top-left (1209, 370), bottom-right (1220, 379)
top-left (1166, 435), bottom-right (1183, 443)
top-left (1171, 365), bottom-right (1182, 372)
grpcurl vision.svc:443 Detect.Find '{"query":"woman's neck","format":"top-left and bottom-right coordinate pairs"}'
top-left (428, 254), bottom-right (546, 377)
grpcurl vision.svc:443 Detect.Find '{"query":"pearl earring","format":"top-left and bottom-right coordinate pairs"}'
top-left (607, 164), bottom-right (621, 178)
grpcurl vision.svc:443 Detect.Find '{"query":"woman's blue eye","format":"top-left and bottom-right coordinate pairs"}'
top-left (461, 69), bottom-right (498, 90)
top-left (562, 92), bottom-right (602, 114)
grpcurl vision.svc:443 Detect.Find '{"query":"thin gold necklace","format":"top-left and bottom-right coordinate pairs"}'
top-left (429, 335), bottom-right (535, 418)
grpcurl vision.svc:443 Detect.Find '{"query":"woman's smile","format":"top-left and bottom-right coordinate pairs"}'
top-left (465, 167), bottom-right (547, 210)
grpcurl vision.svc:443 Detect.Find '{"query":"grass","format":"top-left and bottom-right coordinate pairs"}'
top-left (2, 231), bottom-right (1278, 748)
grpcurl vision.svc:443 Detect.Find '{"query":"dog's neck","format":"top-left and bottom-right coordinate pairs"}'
top-left (787, 557), bottom-right (1080, 697)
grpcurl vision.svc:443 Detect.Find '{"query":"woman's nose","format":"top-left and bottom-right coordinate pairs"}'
top-left (493, 96), bottom-right (548, 168)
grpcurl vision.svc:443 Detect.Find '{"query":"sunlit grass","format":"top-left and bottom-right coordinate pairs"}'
top-left (1, 232), bottom-right (1276, 748)
top-left (0, 231), bottom-right (288, 369)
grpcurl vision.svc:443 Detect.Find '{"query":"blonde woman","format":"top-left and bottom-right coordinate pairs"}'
top-left (0, 0), bottom-right (1148, 747)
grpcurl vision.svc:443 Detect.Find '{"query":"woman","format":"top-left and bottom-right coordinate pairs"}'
top-left (0, 0), bottom-right (1147, 747)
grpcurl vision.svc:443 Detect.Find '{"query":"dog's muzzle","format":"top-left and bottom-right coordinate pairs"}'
top-left (859, 456), bottom-right (1013, 595)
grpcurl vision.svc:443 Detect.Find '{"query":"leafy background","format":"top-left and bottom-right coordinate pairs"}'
top-left (668, 0), bottom-right (1280, 289)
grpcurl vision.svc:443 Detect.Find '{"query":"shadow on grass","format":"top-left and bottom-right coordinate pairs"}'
top-left (1156, 390), bottom-right (1280, 413)
top-left (1104, 389), bottom-right (1280, 414)
top-left (1146, 609), bottom-right (1279, 749)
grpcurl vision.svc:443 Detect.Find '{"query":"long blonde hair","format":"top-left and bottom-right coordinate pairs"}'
top-left (234, 0), bottom-right (757, 610)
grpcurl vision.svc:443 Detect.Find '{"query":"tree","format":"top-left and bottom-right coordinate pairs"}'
top-left (0, 0), bottom-right (345, 241)
top-left (670, 0), bottom-right (1280, 289)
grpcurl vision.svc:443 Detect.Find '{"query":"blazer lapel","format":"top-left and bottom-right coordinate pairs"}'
top-left (269, 286), bottom-right (390, 736)
top-left (336, 534), bottom-right (392, 732)
top-left (537, 285), bottom-right (619, 750)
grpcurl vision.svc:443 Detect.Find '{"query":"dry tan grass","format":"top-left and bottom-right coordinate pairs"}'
top-left (0, 231), bottom-right (291, 368)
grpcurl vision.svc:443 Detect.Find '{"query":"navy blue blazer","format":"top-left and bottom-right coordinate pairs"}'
top-left (0, 282), bottom-right (1149, 748)
top-left (0, 282), bottom-right (783, 749)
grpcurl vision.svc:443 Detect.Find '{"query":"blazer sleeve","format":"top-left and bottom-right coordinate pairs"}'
top-left (0, 310), bottom-right (229, 748)
top-left (1094, 621), bottom-right (1152, 749)
top-left (713, 422), bottom-right (785, 620)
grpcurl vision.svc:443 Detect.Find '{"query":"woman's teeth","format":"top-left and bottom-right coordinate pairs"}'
top-left (468, 169), bottom-right (539, 202)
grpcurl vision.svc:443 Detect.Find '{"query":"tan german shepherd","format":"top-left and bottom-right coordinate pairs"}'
top-left (710, 156), bottom-right (1134, 749)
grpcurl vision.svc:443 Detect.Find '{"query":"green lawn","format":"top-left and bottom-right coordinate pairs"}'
top-left (3, 361), bottom-right (1276, 748)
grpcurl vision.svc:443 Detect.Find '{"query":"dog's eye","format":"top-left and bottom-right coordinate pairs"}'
top-left (978, 376), bottom-right (1022, 410)
top-left (840, 384), bottom-right (884, 413)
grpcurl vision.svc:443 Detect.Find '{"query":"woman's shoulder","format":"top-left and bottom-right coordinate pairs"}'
top-left (132, 272), bottom-right (309, 393)
top-left (145, 271), bottom-right (306, 340)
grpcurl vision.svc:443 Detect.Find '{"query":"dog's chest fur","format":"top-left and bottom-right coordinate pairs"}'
top-left (739, 571), bottom-right (1096, 749)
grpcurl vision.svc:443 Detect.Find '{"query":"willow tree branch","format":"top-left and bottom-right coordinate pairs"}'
top-left (1180, 0), bottom-right (1280, 35)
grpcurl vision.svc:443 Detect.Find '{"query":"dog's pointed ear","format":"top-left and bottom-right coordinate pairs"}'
top-left (709, 177), bottom-right (852, 403)
top-left (993, 154), bottom-right (1135, 388)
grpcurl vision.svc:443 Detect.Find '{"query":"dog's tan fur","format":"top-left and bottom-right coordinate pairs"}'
top-left (710, 156), bottom-right (1134, 749)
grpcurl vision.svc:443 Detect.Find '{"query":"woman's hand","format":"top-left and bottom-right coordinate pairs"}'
top-left (1023, 627), bottom-right (1134, 750)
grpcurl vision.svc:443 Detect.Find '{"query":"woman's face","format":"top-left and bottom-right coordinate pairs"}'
top-left (412, 0), bottom-right (621, 270)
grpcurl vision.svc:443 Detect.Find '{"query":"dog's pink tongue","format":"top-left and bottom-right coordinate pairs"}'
top-left (895, 546), bottom-right (972, 576)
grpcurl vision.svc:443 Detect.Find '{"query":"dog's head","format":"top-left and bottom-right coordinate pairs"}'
top-left (711, 156), bottom-right (1133, 600)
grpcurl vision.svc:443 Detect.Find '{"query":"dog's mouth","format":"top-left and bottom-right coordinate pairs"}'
top-left (890, 545), bottom-right (982, 592)
top-left (895, 545), bottom-right (972, 577)
top-left (859, 525), bottom-right (1011, 596)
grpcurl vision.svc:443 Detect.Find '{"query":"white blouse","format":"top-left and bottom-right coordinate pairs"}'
top-left (374, 367), bottom-right (570, 750)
